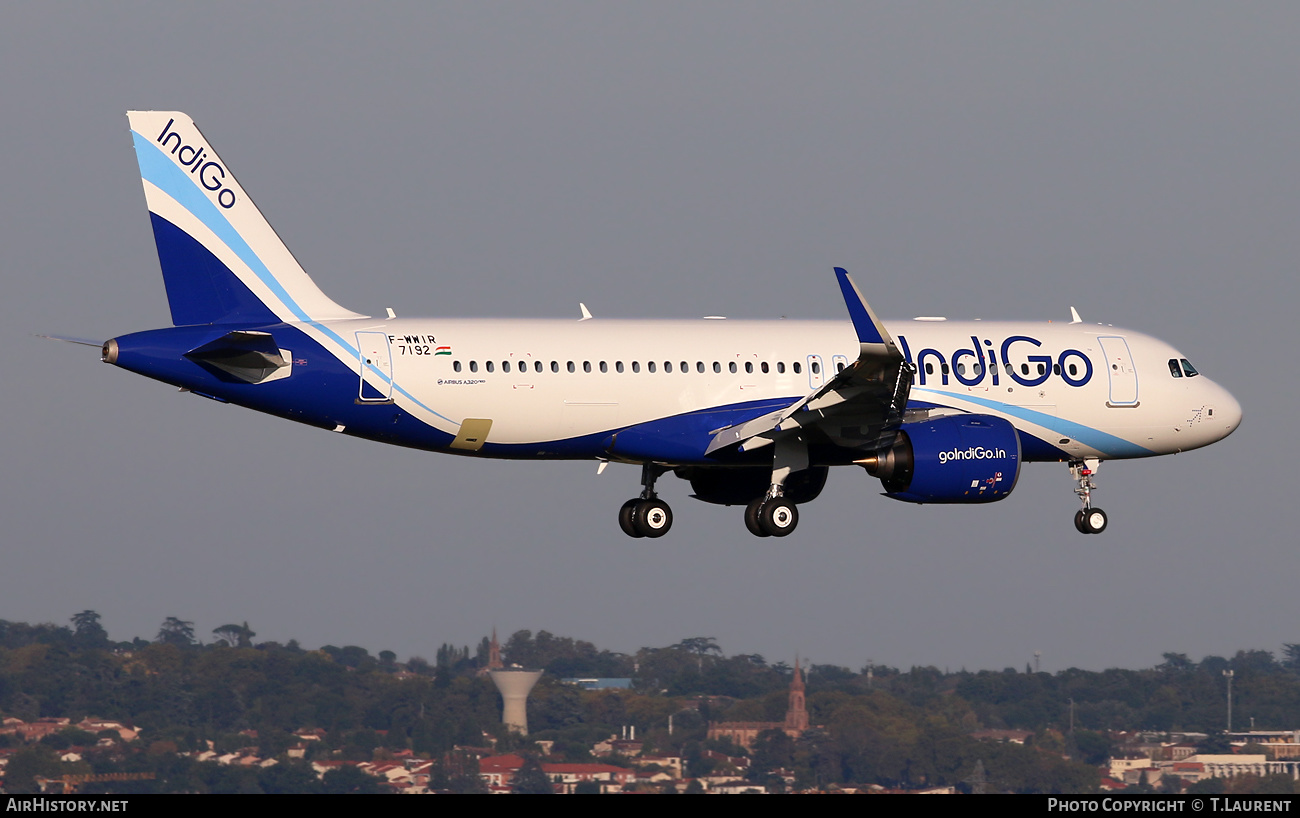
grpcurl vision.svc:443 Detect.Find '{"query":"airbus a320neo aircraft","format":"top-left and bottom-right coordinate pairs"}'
top-left (71, 111), bottom-right (1243, 539)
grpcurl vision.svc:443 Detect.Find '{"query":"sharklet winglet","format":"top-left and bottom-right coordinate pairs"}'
top-left (834, 267), bottom-right (901, 359)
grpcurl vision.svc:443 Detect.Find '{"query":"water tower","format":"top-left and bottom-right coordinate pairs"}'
top-left (489, 668), bottom-right (543, 735)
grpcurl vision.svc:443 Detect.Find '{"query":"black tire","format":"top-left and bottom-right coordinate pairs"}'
top-left (1082, 507), bottom-right (1108, 534)
top-left (619, 499), bottom-right (644, 538)
top-left (1074, 509), bottom-right (1087, 534)
top-left (760, 498), bottom-right (799, 537)
top-left (745, 499), bottom-right (769, 537)
top-left (635, 499), bottom-right (673, 538)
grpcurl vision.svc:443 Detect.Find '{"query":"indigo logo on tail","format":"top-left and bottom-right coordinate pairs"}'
top-left (156, 118), bottom-right (237, 209)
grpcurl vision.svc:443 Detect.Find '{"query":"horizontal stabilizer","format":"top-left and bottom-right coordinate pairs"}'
top-left (36, 334), bottom-right (104, 347)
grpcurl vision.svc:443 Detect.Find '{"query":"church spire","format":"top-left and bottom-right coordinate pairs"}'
top-left (488, 626), bottom-right (503, 669)
top-left (785, 655), bottom-right (809, 732)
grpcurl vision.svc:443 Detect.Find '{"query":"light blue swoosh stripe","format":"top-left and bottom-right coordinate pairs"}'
top-left (133, 130), bottom-right (312, 323)
top-left (133, 130), bottom-right (456, 425)
top-left (912, 388), bottom-right (1154, 458)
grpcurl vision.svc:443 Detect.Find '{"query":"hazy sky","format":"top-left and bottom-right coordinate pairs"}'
top-left (2, 3), bottom-right (1293, 673)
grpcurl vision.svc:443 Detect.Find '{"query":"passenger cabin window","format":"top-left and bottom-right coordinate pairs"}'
top-left (761, 362), bottom-right (769, 374)
top-left (469, 361), bottom-right (478, 373)
top-left (728, 362), bottom-right (737, 373)
top-left (486, 361), bottom-right (494, 373)
top-left (615, 361), bottom-right (623, 373)
top-left (600, 361), bottom-right (608, 373)
top-left (1168, 359), bottom-right (1183, 378)
top-left (925, 363), bottom-right (934, 375)
top-left (567, 361), bottom-right (575, 373)
top-left (453, 361), bottom-right (462, 372)
top-left (535, 361), bottom-right (543, 373)
top-left (502, 361), bottom-right (510, 373)
top-left (793, 362), bottom-right (802, 374)
top-left (583, 361), bottom-right (591, 373)
top-left (777, 362), bottom-right (786, 374)
top-left (745, 362), bottom-right (753, 374)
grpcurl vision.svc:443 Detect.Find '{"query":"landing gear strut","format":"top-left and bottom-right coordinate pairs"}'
top-left (1069, 459), bottom-right (1108, 534)
top-left (618, 464), bottom-right (673, 538)
top-left (743, 438), bottom-right (804, 537)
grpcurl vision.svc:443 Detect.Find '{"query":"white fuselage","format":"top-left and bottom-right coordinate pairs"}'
top-left (322, 315), bottom-right (1240, 462)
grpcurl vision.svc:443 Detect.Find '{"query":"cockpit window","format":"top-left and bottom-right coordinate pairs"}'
top-left (1180, 358), bottom-right (1200, 378)
top-left (1168, 359), bottom-right (1183, 378)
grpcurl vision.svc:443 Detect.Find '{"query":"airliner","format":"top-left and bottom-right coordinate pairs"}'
top-left (66, 111), bottom-right (1243, 538)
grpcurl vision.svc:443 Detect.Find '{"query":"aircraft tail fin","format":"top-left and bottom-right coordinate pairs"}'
top-left (126, 111), bottom-right (364, 326)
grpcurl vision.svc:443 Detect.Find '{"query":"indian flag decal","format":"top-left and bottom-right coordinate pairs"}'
top-left (435, 346), bottom-right (452, 355)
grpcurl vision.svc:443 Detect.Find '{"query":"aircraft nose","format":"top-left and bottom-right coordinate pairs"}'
top-left (1212, 382), bottom-right (1242, 439)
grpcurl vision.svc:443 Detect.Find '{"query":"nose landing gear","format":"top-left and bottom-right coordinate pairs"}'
top-left (618, 464), bottom-right (673, 538)
top-left (1070, 459), bottom-right (1108, 534)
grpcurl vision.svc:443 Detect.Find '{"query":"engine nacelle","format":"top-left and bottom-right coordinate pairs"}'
top-left (864, 415), bottom-right (1021, 504)
top-left (678, 465), bottom-right (829, 506)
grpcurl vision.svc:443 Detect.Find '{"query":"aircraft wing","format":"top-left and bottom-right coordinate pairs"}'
top-left (705, 268), bottom-right (913, 456)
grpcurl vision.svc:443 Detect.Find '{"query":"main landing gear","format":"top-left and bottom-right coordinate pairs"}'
top-left (744, 496), bottom-right (799, 537)
top-left (1070, 459), bottom-right (1108, 534)
top-left (619, 464), bottom-right (673, 538)
top-left (743, 436), bottom-right (806, 538)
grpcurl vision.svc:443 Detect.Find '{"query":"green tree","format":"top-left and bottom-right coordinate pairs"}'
top-left (211, 622), bottom-right (255, 648)
top-left (70, 610), bottom-right (109, 647)
top-left (748, 729), bottom-right (795, 782)
top-left (156, 617), bottom-right (196, 647)
top-left (1282, 644), bottom-right (1300, 671)
top-left (511, 756), bottom-right (554, 794)
top-left (321, 764), bottom-right (385, 794)
top-left (4, 746), bottom-right (65, 794)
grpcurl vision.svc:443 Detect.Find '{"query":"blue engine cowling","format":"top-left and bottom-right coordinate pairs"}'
top-left (869, 414), bottom-right (1021, 504)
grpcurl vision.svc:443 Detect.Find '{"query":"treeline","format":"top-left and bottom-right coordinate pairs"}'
top-left (2, 614), bottom-right (1300, 793)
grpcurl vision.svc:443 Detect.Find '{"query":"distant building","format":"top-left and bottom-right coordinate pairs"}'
top-left (478, 754), bottom-right (634, 793)
top-left (562, 678), bottom-right (633, 690)
top-left (1229, 731), bottom-right (1300, 759)
top-left (971, 729), bottom-right (1034, 745)
top-left (707, 658), bottom-right (814, 750)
